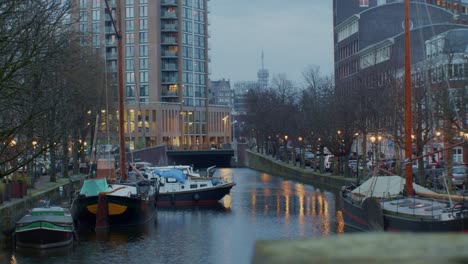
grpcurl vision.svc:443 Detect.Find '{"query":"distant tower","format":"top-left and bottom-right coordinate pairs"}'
top-left (257, 50), bottom-right (269, 89)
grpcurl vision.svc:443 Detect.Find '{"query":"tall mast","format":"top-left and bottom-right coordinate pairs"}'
top-left (404, 0), bottom-right (414, 196)
top-left (104, 0), bottom-right (126, 181)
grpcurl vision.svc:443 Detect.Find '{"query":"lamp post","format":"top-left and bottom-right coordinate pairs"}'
top-left (222, 115), bottom-right (228, 147)
top-left (32, 139), bottom-right (38, 189)
top-left (369, 135), bottom-right (382, 176)
top-left (370, 136), bottom-right (377, 175)
top-left (298, 137), bottom-right (304, 168)
top-left (284, 135), bottom-right (288, 164)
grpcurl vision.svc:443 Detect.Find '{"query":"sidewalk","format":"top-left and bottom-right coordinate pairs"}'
top-left (1, 173), bottom-right (85, 209)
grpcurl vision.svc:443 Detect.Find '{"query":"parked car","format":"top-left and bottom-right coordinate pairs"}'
top-left (438, 165), bottom-right (468, 188)
top-left (324, 155), bottom-right (334, 172)
top-left (451, 165), bottom-right (468, 186)
top-left (304, 152), bottom-right (314, 166)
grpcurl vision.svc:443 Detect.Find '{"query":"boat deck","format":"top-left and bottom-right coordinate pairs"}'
top-left (381, 197), bottom-right (449, 217)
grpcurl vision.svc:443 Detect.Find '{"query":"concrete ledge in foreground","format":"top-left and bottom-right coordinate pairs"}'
top-left (253, 233), bottom-right (468, 264)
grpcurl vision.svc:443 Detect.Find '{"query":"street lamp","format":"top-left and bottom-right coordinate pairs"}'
top-left (284, 135), bottom-right (288, 163)
top-left (222, 115), bottom-right (229, 146)
top-left (298, 137), bottom-right (304, 168)
top-left (32, 139), bottom-right (38, 189)
top-left (231, 120), bottom-right (238, 144)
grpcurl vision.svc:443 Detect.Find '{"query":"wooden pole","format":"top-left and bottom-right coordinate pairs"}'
top-left (404, 0), bottom-right (414, 196)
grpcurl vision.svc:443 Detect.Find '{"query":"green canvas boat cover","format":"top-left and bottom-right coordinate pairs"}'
top-left (79, 178), bottom-right (109, 196)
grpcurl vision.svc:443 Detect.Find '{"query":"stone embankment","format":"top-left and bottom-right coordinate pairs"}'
top-left (246, 150), bottom-right (356, 190)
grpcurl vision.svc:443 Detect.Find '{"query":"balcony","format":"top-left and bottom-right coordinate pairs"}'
top-left (106, 53), bottom-right (117, 60)
top-left (162, 37), bottom-right (177, 45)
top-left (162, 24), bottom-right (177, 31)
top-left (162, 77), bottom-right (177, 84)
top-left (162, 64), bottom-right (178, 71)
top-left (106, 39), bottom-right (117, 46)
top-left (161, 11), bottom-right (177, 19)
top-left (162, 51), bottom-right (177, 57)
top-left (161, 89), bottom-right (179, 97)
top-left (161, 0), bottom-right (177, 6)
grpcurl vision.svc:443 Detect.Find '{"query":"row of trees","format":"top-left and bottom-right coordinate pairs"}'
top-left (0, 1), bottom-right (111, 183)
top-left (245, 59), bottom-right (466, 184)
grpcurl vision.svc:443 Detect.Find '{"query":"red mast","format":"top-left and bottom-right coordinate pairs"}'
top-left (404, 0), bottom-right (414, 196)
top-left (105, 0), bottom-right (126, 181)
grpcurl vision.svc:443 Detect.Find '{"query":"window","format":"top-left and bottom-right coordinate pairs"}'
top-left (140, 85), bottom-right (149, 97)
top-left (139, 6), bottom-right (148, 17)
top-left (126, 85), bottom-right (135, 97)
top-left (139, 19), bottom-right (148, 30)
top-left (126, 72), bottom-right (135, 83)
top-left (79, 23), bottom-right (87, 32)
top-left (453, 147), bottom-right (463, 164)
top-left (126, 7), bottom-right (134, 18)
top-left (125, 59), bottom-right (134, 70)
top-left (92, 9), bottom-right (100, 20)
top-left (125, 46), bottom-right (134, 57)
top-left (139, 45), bottom-right (148, 57)
top-left (359, 0), bottom-right (369, 7)
top-left (126, 33), bottom-right (134, 44)
top-left (139, 32), bottom-right (148, 43)
top-left (126, 20), bottom-right (134, 31)
top-left (140, 71), bottom-right (148, 83)
top-left (92, 34), bottom-right (100, 47)
top-left (140, 58), bottom-right (148, 69)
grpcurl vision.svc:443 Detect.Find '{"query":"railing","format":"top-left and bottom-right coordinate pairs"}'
top-left (161, 0), bottom-right (177, 5)
top-left (162, 37), bottom-right (177, 44)
top-left (162, 64), bottom-right (177, 70)
top-left (162, 78), bottom-right (177, 83)
top-left (161, 90), bottom-right (178, 97)
top-left (162, 24), bottom-right (177, 31)
top-left (162, 51), bottom-right (177, 57)
top-left (162, 12), bottom-right (177, 18)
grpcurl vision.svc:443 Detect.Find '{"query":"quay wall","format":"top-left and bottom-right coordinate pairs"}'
top-left (246, 150), bottom-right (356, 190)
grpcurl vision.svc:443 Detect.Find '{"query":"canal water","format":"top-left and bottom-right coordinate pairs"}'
top-left (1, 168), bottom-right (345, 264)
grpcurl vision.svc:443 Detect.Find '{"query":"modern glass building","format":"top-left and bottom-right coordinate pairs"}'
top-left (74, 0), bottom-right (231, 150)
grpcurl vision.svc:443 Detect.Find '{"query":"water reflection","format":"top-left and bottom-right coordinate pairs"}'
top-left (1, 168), bottom-right (344, 264)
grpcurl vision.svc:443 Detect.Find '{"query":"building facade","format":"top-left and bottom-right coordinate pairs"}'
top-left (74, 0), bottom-right (231, 150)
top-left (333, 0), bottom-right (468, 164)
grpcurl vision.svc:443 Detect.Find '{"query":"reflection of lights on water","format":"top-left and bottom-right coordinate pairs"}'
top-left (223, 194), bottom-right (232, 208)
top-left (260, 173), bottom-right (270, 183)
top-left (295, 184), bottom-right (305, 225)
top-left (280, 181), bottom-right (291, 223)
top-left (335, 211), bottom-right (345, 234)
top-left (10, 255), bottom-right (16, 264)
top-left (251, 190), bottom-right (257, 218)
top-left (321, 193), bottom-right (330, 236)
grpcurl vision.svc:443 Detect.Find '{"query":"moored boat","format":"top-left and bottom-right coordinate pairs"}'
top-left (15, 204), bottom-right (75, 249)
top-left (340, 0), bottom-right (468, 232)
top-left (341, 176), bottom-right (468, 232)
top-left (71, 158), bottom-right (157, 229)
top-left (150, 168), bottom-right (235, 206)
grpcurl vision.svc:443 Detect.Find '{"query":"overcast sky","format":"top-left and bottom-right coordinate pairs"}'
top-left (209, 0), bottom-right (334, 85)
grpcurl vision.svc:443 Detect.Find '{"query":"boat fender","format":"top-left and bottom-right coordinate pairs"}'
top-left (194, 193), bottom-right (200, 201)
top-left (127, 191), bottom-right (132, 197)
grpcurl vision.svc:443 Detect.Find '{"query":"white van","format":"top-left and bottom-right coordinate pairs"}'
top-left (324, 155), bottom-right (334, 172)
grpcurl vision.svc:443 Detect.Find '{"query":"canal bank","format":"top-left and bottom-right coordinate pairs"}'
top-left (247, 151), bottom-right (468, 263)
top-left (0, 175), bottom-right (85, 242)
top-left (245, 150), bottom-right (357, 190)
